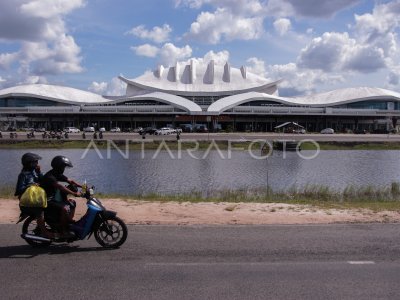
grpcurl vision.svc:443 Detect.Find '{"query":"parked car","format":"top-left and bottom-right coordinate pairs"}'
top-left (194, 124), bottom-right (208, 133)
top-left (180, 124), bottom-right (193, 132)
top-left (320, 128), bottom-right (335, 134)
top-left (110, 127), bottom-right (121, 132)
top-left (155, 127), bottom-right (174, 135)
top-left (83, 126), bottom-right (95, 132)
top-left (354, 128), bottom-right (368, 134)
top-left (64, 127), bottom-right (80, 133)
top-left (138, 127), bottom-right (157, 135)
top-left (99, 127), bottom-right (106, 132)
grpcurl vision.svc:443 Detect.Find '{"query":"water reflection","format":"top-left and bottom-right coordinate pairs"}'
top-left (1, 149), bottom-right (399, 195)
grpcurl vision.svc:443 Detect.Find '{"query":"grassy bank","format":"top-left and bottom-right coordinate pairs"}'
top-left (2, 139), bottom-right (400, 150)
top-left (3, 183), bottom-right (400, 211)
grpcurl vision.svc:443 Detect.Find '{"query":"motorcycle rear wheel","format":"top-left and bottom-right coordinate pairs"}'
top-left (22, 216), bottom-right (52, 247)
top-left (94, 216), bottom-right (127, 248)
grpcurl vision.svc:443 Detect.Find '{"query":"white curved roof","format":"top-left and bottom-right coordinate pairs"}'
top-left (208, 92), bottom-right (290, 113)
top-left (1, 81), bottom-right (400, 115)
top-left (208, 87), bottom-right (400, 113)
top-left (120, 60), bottom-right (277, 95)
top-left (110, 92), bottom-right (202, 113)
top-left (0, 84), bottom-right (110, 104)
top-left (293, 87), bottom-right (400, 105)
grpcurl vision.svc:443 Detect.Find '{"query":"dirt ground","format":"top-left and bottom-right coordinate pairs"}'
top-left (1, 198), bottom-right (400, 225)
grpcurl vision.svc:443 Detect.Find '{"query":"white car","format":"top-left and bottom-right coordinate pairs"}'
top-left (64, 127), bottom-right (80, 133)
top-left (83, 126), bottom-right (95, 132)
top-left (155, 127), bottom-right (174, 135)
top-left (99, 127), bottom-right (106, 132)
top-left (110, 127), bottom-right (121, 132)
top-left (320, 128), bottom-right (335, 134)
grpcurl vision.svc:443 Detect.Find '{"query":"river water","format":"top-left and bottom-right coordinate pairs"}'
top-left (2, 148), bottom-right (400, 195)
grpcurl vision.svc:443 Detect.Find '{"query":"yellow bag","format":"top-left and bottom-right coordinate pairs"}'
top-left (20, 185), bottom-right (47, 208)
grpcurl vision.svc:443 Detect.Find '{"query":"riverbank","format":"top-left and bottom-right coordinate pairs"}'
top-left (1, 198), bottom-right (400, 225)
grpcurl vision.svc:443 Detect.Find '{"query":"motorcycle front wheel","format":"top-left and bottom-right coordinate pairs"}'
top-left (22, 216), bottom-right (52, 247)
top-left (94, 216), bottom-right (127, 248)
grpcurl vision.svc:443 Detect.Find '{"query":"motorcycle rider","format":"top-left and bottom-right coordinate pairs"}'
top-left (15, 153), bottom-right (54, 239)
top-left (40, 155), bottom-right (82, 238)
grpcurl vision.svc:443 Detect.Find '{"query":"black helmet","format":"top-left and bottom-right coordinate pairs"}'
top-left (51, 155), bottom-right (73, 173)
top-left (21, 152), bottom-right (41, 168)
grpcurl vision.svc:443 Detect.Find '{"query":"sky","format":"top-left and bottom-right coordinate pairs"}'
top-left (0, 0), bottom-right (399, 97)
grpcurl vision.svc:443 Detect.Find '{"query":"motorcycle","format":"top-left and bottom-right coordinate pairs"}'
top-left (27, 131), bottom-right (35, 139)
top-left (18, 184), bottom-right (128, 248)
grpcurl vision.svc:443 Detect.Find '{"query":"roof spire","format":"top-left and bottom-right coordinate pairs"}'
top-left (240, 65), bottom-right (247, 79)
top-left (174, 62), bottom-right (180, 82)
top-left (206, 60), bottom-right (215, 84)
top-left (155, 65), bottom-right (164, 78)
top-left (223, 62), bottom-right (231, 82)
top-left (190, 59), bottom-right (196, 83)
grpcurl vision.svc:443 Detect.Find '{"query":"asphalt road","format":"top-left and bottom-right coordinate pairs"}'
top-left (1, 224), bottom-right (400, 299)
top-left (6, 132), bottom-right (400, 142)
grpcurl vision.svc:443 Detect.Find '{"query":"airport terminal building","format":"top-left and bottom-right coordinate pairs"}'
top-left (1, 60), bottom-right (400, 132)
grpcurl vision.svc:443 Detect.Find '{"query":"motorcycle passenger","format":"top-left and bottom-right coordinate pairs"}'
top-left (15, 153), bottom-right (54, 239)
top-left (40, 156), bottom-right (82, 238)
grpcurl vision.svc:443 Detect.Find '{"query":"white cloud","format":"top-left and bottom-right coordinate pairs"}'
top-left (352, 0), bottom-right (400, 85)
top-left (246, 57), bottom-right (267, 76)
top-left (88, 81), bottom-right (108, 94)
top-left (203, 50), bottom-right (229, 65)
top-left (180, 50), bottom-right (230, 68)
top-left (20, 0), bottom-right (85, 18)
top-left (88, 77), bottom-right (126, 96)
top-left (186, 8), bottom-right (263, 44)
top-left (353, 1), bottom-right (400, 44)
top-left (273, 18), bottom-right (291, 36)
top-left (25, 35), bottom-right (84, 75)
top-left (126, 24), bottom-right (172, 43)
top-left (131, 42), bottom-right (193, 67)
top-left (159, 43), bottom-right (192, 66)
top-left (175, 0), bottom-right (264, 15)
top-left (23, 75), bottom-right (47, 84)
top-left (131, 44), bottom-right (160, 57)
top-left (0, 0), bottom-right (84, 80)
top-left (266, 0), bottom-right (360, 18)
top-left (297, 32), bottom-right (352, 72)
top-left (106, 77), bottom-right (127, 96)
top-left (269, 62), bottom-right (344, 96)
top-left (297, 32), bottom-right (387, 74)
top-left (0, 52), bottom-right (19, 70)
top-left (343, 45), bottom-right (386, 73)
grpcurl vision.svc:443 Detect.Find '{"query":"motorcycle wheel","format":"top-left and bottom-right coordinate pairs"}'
top-left (22, 216), bottom-right (52, 247)
top-left (94, 216), bottom-right (127, 248)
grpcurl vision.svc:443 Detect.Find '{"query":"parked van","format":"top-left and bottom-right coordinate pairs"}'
top-left (83, 126), bottom-right (95, 132)
top-left (64, 127), bottom-right (80, 133)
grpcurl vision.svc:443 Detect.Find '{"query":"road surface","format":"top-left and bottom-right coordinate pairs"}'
top-left (5, 132), bottom-right (400, 142)
top-left (1, 224), bottom-right (400, 299)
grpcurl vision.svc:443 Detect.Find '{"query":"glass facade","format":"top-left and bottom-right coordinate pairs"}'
top-left (0, 97), bottom-right (69, 107)
top-left (238, 100), bottom-right (285, 107)
top-left (179, 95), bottom-right (228, 106)
top-left (333, 100), bottom-right (399, 110)
top-left (117, 100), bottom-right (167, 106)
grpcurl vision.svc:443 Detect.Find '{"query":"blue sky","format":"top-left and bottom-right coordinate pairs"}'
top-left (0, 0), bottom-right (399, 97)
